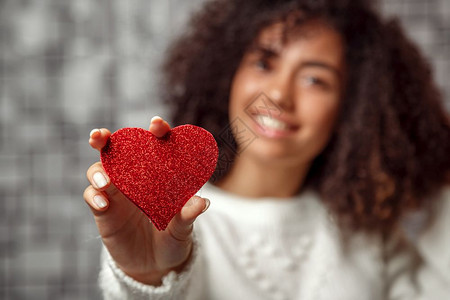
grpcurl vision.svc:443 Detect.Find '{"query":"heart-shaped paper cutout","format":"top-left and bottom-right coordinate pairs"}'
top-left (100, 125), bottom-right (218, 231)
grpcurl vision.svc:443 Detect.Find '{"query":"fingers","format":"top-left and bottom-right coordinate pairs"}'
top-left (87, 161), bottom-right (111, 190)
top-left (86, 161), bottom-right (124, 199)
top-left (167, 196), bottom-right (210, 241)
top-left (85, 162), bottom-right (112, 214)
top-left (149, 116), bottom-right (171, 138)
top-left (89, 116), bottom-right (169, 151)
top-left (181, 196), bottom-right (210, 221)
top-left (89, 128), bottom-right (111, 151)
top-left (84, 185), bottom-right (109, 212)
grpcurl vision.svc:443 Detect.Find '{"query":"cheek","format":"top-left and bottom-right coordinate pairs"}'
top-left (229, 70), bottom-right (261, 112)
top-left (299, 97), bottom-right (340, 135)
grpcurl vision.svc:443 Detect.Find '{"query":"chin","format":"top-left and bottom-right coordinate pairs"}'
top-left (248, 135), bottom-right (326, 167)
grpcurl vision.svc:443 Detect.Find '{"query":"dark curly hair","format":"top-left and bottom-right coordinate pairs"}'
top-left (160, 0), bottom-right (450, 235)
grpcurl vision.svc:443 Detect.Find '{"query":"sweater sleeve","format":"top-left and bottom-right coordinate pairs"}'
top-left (98, 235), bottom-right (200, 300)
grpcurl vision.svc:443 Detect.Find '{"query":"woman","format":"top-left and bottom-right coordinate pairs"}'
top-left (84, 0), bottom-right (450, 298)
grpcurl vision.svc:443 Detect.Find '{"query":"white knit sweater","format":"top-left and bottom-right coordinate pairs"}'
top-left (99, 183), bottom-right (450, 299)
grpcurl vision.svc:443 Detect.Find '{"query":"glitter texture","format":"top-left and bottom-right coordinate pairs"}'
top-left (101, 125), bottom-right (219, 231)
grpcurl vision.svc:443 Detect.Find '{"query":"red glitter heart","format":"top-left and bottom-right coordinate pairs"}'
top-left (100, 125), bottom-right (218, 231)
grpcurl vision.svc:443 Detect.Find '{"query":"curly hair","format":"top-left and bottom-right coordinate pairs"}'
top-left (160, 0), bottom-right (450, 235)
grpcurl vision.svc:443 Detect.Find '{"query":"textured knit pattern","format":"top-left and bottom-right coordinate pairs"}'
top-left (98, 183), bottom-right (450, 299)
top-left (99, 235), bottom-right (200, 299)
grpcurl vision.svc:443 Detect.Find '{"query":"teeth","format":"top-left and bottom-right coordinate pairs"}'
top-left (255, 115), bottom-right (289, 130)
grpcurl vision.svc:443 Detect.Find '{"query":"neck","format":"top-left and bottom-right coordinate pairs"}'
top-left (216, 154), bottom-right (311, 198)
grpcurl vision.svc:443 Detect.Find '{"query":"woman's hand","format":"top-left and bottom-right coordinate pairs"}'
top-left (83, 116), bottom-right (210, 285)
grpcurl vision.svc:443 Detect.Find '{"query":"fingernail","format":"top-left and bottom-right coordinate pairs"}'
top-left (93, 195), bottom-right (107, 209)
top-left (90, 128), bottom-right (101, 138)
top-left (185, 196), bottom-right (198, 207)
top-left (93, 172), bottom-right (108, 189)
top-left (151, 116), bottom-right (162, 123)
top-left (202, 198), bottom-right (210, 213)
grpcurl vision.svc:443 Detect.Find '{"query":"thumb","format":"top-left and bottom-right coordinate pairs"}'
top-left (166, 196), bottom-right (210, 241)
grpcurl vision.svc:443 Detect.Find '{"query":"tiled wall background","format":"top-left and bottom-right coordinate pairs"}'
top-left (1, 0), bottom-right (449, 299)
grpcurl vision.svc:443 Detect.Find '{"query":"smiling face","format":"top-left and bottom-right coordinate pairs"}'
top-left (228, 19), bottom-right (345, 169)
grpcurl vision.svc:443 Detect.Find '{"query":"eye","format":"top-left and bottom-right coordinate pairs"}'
top-left (254, 58), bottom-right (271, 71)
top-left (303, 76), bottom-right (330, 89)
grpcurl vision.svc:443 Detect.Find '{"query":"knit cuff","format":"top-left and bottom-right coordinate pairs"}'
top-left (99, 236), bottom-right (199, 300)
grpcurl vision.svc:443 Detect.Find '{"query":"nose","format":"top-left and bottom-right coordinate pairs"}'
top-left (266, 73), bottom-right (295, 111)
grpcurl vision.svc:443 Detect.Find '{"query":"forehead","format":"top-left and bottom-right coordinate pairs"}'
top-left (252, 19), bottom-right (345, 69)
top-left (254, 19), bottom-right (344, 55)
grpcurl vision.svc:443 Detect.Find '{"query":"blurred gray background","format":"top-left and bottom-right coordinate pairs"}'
top-left (1, 0), bottom-right (449, 299)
